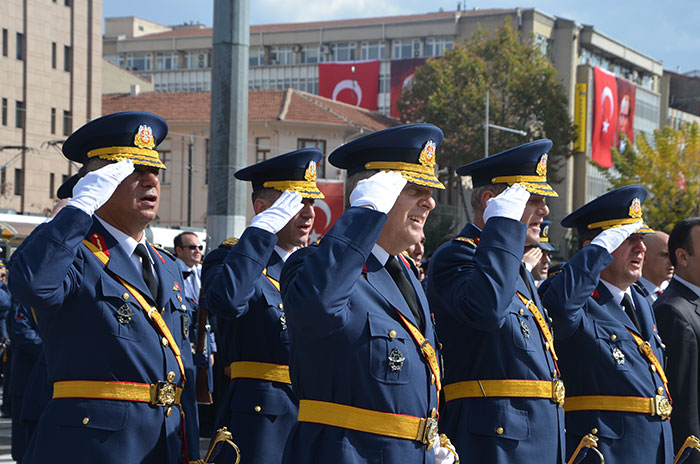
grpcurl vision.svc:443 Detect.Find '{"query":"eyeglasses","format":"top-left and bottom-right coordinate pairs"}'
top-left (186, 245), bottom-right (203, 251)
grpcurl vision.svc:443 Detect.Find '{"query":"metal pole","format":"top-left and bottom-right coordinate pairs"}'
top-left (188, 133), bottom-right (194, 227)
top-left (484, 90), bottom-right (489, 158)
top-left (208, 0), bottom-right (250, 246)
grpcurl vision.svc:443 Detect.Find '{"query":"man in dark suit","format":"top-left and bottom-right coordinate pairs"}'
top-left (281, 124), bottom-right (456, 463)
top-left (654, 217), bottom-right (700, 463)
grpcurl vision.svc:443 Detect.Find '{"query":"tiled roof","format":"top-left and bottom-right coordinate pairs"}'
top-left (102, 89), bottom-right (397, 131)
top-left (139, 9), bottom-right (510, 39)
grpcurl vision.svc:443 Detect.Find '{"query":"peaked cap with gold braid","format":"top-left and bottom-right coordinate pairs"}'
top-left (234, 148), bottom-right (324, 199)
top-left (328, 123), bottom-right (445, 189)
top-left (457, 139), bottom-right (558, 197)
top-left (62, 111), bottom-right (168, 169)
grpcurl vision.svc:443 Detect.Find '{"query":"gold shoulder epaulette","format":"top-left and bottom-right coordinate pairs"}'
top-left (454, 236), bottom-right (478, 248)
top-left (221, 237), bottom-right (239, 248)
top-left (150, 243), bottom-right (176, 260)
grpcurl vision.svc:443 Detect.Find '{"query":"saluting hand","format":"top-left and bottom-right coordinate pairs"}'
top-left (483, 183), bottom-right (531, 224)
top-left (590, 221), bottom-right (644, 253)
top-left (67, 160), bottom-right (135, 216)
top-left (249, 189), bottom-right (304, 234)
top-left (349, 170), bottom-right (408, 214)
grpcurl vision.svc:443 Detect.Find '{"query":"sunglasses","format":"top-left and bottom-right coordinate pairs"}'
top-left (185, 245), bottom-right (203, 251)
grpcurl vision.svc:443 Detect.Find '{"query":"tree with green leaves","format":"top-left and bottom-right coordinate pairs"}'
top-left (596, 122), bottom-right (700, 232)
top-left (398, 20), bottom-right (575, 176)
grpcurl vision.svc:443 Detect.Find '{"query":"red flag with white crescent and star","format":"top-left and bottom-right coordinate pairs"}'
top-left (390, 58), bottom-right (426, 117)
top-left (318, 60), bottom-right (380, 110)
top-left (592, 66), bottom-right (618, 168)
top-left (308, 180), bottom-right (345, 243)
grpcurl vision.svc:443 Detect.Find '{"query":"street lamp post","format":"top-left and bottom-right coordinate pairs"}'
top-left (484, 89), bottom-right (527, 157)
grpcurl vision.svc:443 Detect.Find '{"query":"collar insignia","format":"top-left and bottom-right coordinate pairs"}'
top-left (536, 154), bottom-right (548, 176)
top-left (90, 233), bottom-right (109, 256)
top-left (419, 140), bottom-right (436, 168)
top-left (305, 160), bottom-right (317, 182)
top-left (134, 124), bottom-right (156, 149)
top-left (629, 198), bottom-right (642, 218)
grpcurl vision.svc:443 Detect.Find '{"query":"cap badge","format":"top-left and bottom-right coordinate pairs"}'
top-left (536, 154), bottom-right (548, 176)
top-left (419, 140), bottom-right (436, 168)
top-left (628, 198), bottom-right (642, 218)
top-left (542, 224), bottom-right (550, 238)
top-left (134, 124), bottom-right (156, 149)
top-left (304, 160), bottom-right (317, 182)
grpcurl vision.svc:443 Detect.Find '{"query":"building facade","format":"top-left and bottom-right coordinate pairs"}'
top-left (1, 0), bottom-right (101, 214)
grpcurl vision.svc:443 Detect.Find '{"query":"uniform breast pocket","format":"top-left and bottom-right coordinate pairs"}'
top-left (594, 320), bottom-right (632, 372)
top-left (367, 314), bottom-right (413, 385)
top-left (510, 310), bottom-right (535, 352)
top-left (261, 286), bottom-right (289, 342)
top-left (98, 275), bottom-right (142, 342)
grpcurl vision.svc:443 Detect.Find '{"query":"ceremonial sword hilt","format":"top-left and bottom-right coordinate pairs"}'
top-left (674, 435), bottom-right (700, 464)
top-left (192, 427), bottom-right (241, 464)
top-left (567, 431), bottom-right (604, 464)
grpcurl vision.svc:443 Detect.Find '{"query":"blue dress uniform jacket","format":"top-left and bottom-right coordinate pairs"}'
top-left (8, 206), bottom-right (198, 464)
top-left (539, 244), bottom-right (673, 464)
top-left (202, 226), bottom-right (297, 464)
top-left (426, 218), bottom-right (565, 463)
top-left (280, 207), bottom-right (439, 464)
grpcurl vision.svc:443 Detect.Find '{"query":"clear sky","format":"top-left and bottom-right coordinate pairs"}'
top-left (102, 0), bottom-right (700, 74)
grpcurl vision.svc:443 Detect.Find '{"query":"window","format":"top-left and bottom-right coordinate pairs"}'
top-left (204, 138), bottom-right (210, 184)
top-left (126, 53), bottom-right (152, 71)
top-left (2, 29), bottom-right (7, 57)
top-left (155, 53), bottom-right (178, 70)
top-left (64, 0), bottom-right (71, 5)
top-left (50, 108), bottom-right (56, 134)
top-left (297, 139), bottom-right (327, 177)
top-left (184, 51), bottom-right (209, 69)
top-left (52, 42), bottom-right (57, 68)
top-left (64, 45), bottom-right (72, 72)
top-left (49, 173), bottom-right (55, 199)
top-left (15, 101), bottom-right (25, 128)
top-left (1, 98), bottom-right (7, 126)
top-left (14, 169), bottom-right (23, 196)
top-left (300, 46), bottom-right (319, 64)
top-left (249, 47), bottom-right (264, 66)
top-left (16, 32), bottom-right (24, 60)
top-left (393, 39), bottom-right (422, 59)
top-left (62, 110), bottom-right (72, 136)
top-left (425, 37), bottom-right (453, 57)
top-left (361, 41), bottom-right (385, 60)
top-left (0, 168), bottom-right (5, 195)
top-left (270, 47), bottom-right (294, 65)
top-left (330, 42), bottom-right (356, 62)
top-left (160, 152), bottom-right (171, 184)
top-left (256, 137), bottom-right (271, 163)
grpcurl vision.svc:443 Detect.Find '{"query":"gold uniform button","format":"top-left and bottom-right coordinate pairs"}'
top-left (180, 305), bottom-right (186, 310)
top-left (389, 330), bottom-right (397, 339)
top-left (610, 334), bottom-right (617, 341)
top-left (496, 427), bottom-right (504, 435)
top-left (177, 295), bottom-right (182, 302)
top-left (82, 417), bottom-right (89, 425)
top-left (254, 406), bottom-right (262, 413)
top-left (166, 407), bottom-right (172, 417)
top-left (161, 307), bottom-right (166, 314)
top-left (519, 309), bottom-right (524, 316)
top-left (162, 337), bottom-right (169, 347)
top-left (278, 303), bottom-right (284, 310)
top-left (167, 371), bottom-right (176, 382)
top-left (591, 428), bottom-right (598, 435)
top-left (548, 317), bottom-right (553, 323)
top-left (651, 365), bottom-right (657, 373)
top-left (122, 293), bottom-right (130, 300)
top-left (658, 387), bottom-right (664, 395)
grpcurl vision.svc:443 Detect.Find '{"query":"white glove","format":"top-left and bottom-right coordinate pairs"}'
top-left (350, 171), bottom-right (407, 214)
top-left (432, 434), bottom-right (458, 464)
top-left (67, 160), bottom-right (135, 216)
top-left (249, 190), bottom-right (304, 234)
top-left (590, 221), bottom-right (644, 253)
top-left (483, 183), bottom-right (530, 223)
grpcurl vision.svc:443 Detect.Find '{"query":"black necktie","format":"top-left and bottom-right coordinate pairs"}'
top-left (386, 256), bottom-right (425, 332)
top-left (134, 243), bottom-right (159, 301)
top-left (519, 263), bottom-right (536, 301)
top-left (621, 293), bottom-right (641, 331)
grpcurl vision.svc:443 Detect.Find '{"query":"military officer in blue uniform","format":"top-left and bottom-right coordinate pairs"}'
top-left (523, 219), bottom-right (557, 286)
top-left (280, 124), bottom-right (457, 464)
top-left (426, 140), bottom-right (565, 463)
top-left (8, 111), bottom-right (200, 463)
top-left (201, 148), bottom-right (322, 463)
top-left (539, 185), bottom-right (673, 463)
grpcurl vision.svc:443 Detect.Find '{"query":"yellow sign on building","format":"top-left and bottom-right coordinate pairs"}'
top-left (574, 83), bottom-right (587, 152)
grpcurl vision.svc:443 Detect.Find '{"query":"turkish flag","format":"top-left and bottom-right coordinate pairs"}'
top-left (318, 61), bottom-right (380, 110)
top-left (615, 77), bottom-right (636, 151)
top-left (592, 67), bottom-right (618, 168)
top-left (309, 180), bottom-right (345, 243)
top-left (390, 58), bottom-right (426, 117)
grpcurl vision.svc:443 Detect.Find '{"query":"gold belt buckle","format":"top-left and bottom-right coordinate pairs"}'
top-left (151, 381), bottom-right (177, 406)
top-left (653, 394), bottom-right (672, 420)
top-left (552, 379), bottom-right (565, 407)
top-left (419, 417), bottom-right (439, 447)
